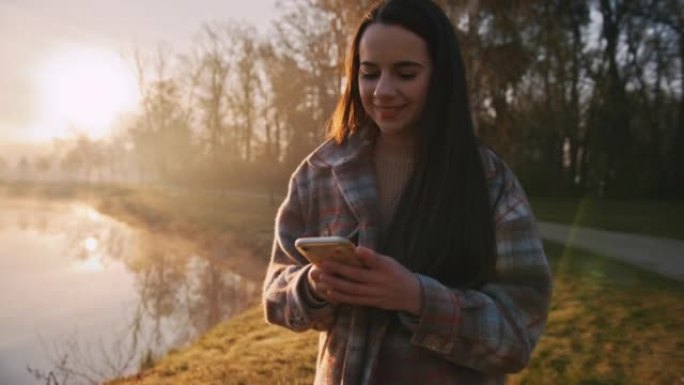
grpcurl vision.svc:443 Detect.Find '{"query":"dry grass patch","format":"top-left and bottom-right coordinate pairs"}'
top-left (107, 306), bottom-right (318, 385)
top-left (510, 242), bottom-right (684, 385)
top-left (108, 242), bottom-right (684, 385)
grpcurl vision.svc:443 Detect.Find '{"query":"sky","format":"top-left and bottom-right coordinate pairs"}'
top-left (0, 0), bottom-right (277, 145)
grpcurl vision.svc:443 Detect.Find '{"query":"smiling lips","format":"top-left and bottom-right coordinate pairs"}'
top-left (375, 105), bottom-right (404, 120)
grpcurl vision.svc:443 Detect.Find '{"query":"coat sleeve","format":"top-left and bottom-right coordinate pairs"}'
top-left (399, 161), bottom-right (552, 373)
top-left (262, 168), bottom-right (338, 332)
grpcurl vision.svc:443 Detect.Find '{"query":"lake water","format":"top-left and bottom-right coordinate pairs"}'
top-left (0, 198), bottom-right (258, 385)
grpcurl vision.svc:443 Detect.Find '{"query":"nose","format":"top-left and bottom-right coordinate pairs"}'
top-left (373, 73), bottom-right (396, 100)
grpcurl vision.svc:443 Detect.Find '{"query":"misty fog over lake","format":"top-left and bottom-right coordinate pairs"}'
top-left (0, 199), bottom-right (257, 385)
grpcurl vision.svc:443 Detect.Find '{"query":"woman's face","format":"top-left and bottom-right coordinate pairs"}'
top-left (358, 23), bottom-right (432, 140)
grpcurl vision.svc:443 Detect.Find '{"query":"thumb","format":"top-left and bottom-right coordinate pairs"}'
top-left (355, 246), bottom-right (381, 268)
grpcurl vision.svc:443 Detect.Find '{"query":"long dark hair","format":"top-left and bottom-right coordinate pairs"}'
top-left (327, 0), bottom-right (497, 288)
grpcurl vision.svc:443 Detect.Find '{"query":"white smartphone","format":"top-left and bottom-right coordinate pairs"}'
top-left (294, 236), bottom-right (362, 267)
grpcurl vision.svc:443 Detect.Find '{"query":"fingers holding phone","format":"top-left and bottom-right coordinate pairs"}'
top-left (295, 236), bottom-right (363, 267)
top-left (306, 264), bottom-right (332, 302)
top-left (307, 246), bottom-right (423, 314)
top-left (296, 236), bottom-right (362, 303)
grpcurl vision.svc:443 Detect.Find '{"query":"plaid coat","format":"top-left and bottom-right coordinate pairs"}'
top-left (262, 128), bottom-right (552, 385)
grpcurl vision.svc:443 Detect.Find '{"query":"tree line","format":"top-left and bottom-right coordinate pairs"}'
top-left (5, 0), bottom-right (682, 199)
top-left (445, 0), bottom-right (682, 198)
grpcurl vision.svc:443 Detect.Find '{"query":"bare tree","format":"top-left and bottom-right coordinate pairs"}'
top-left (33, 156), bottom-right (52, 182)
top-left (189, 23), bottom-right (234, 163)
top-left (0, 155), bottom-right (7, 179)
top-left (128, 46), bottom-right (196, 185)
top-left (226, 23), bottom-right (263, 164)
top-left (17, 156), bottom-right (31, 181)
top-left (269, 0), bottom-right (369, 164)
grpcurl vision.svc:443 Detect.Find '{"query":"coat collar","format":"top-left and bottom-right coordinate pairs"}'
top-left (307, 126), bottom-right (377, 169)
top-left (307, 126), bottom-right (380, 249)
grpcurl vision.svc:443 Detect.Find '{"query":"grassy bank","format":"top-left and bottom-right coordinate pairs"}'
top-left (3, 182), bottom-right (683, 384)
top-left (511, 242), bottom-right (684, 385)
top-left (107, 306), bottom-right (319, 385)
top-left (104, 241), bottom-right (684, 385)
top-left (529, 197), bottom-right (684, 240)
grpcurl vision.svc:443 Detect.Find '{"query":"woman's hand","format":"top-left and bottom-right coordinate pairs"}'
top-left (308, 246), bottom-right (423, 315)
top-left (306, 264), bottom-right (330, 302)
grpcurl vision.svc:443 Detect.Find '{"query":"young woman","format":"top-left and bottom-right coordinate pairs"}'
top-left (262, 0), bottom-right (552, 384)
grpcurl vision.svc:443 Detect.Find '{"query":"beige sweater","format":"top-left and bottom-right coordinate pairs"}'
top-left (373, 134), bottom-right (415, 236)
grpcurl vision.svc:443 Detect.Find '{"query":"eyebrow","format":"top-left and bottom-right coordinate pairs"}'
top-left (360, 60), bottom-right (424, 69)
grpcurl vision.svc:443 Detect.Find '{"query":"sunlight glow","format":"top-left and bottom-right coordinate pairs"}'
top-left (31, 46), bottom-right (140, 140)
top-left (84, 236), bottom-right (99, 252)
top-left (84, 207), bottom-right (103, 221)
top-left (77, 254), bottom-right (105, 272)
top-left (75, 237), bottom-right (104, 272)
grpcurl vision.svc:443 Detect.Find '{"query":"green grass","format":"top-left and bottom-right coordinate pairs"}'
top-left (509, 241), bottom-right (684, 385)
top-left (529, 197), bottom-right (684, 240)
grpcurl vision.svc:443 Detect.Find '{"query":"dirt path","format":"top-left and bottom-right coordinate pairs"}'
top-left (538, 221), bottom-right (684, 282)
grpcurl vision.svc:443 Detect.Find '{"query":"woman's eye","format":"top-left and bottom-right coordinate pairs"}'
top-left (398, 73), bottom-right (417, 80)
top-left (360, 72), bottom-right (379, 79)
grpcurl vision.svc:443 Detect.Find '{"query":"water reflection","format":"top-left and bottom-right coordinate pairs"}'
top-left (128, 229), bottom-right (256, 351)
top-left (0, 199), bottom-right (258, 385)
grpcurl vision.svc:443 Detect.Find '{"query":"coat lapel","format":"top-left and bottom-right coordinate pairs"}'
top-left (311, 127), bottom-right (388, 385)
top-left (332, 153), bottom-right (379, 250)
top-left (311, 127), bottom-right (380, 249)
